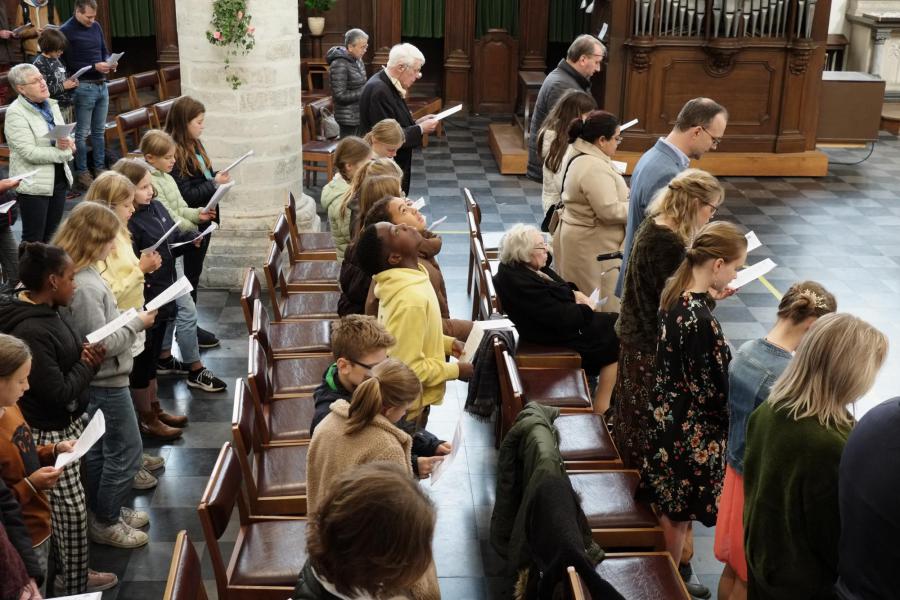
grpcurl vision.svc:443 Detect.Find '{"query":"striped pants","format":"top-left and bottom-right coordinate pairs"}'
top-left (31, 420), bottom-right (89, 595)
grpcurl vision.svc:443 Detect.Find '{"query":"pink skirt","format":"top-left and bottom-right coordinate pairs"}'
top-left (714, 465), bottom-right (748, 581)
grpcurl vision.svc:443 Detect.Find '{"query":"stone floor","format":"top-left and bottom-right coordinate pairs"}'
top-left (18, 117), bottom-right (900, 598)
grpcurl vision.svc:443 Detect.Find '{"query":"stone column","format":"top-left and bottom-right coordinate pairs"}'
top-left (869, 27), bottom-right (892, 76)
top-left (175, 0), bottom-right (319, 289)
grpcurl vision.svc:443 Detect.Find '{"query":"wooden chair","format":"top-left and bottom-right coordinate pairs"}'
top-left (232, 379), bottom-right (309, 515)
top-left (251, 331), bottom-right (333, 399)
top-left (198, 443), bottom-right (307, 600)
top-left (252, 298), bottom-right (331, 357)
top-left (159, 65), bottom-right (181, 100)
top-left (128, 70), bottom-right (164, 106)
top-left (285, 192), bottom-right (337, 260)
top-left (464, 188), bottom-right (502, 293)
top-left (163, 530), bottom-right (208, 600)
top-left (151, 98), bottom-right (176, 129)
top-left (567, 553), bottom-right (691, 600)
top-left (301, 103), bottom-right (337, 187)
top-left (262, 244), bottom-right (340, 321)
top-left (106, 76), bottom-right (136, 116)
top-left (270, 214), bottom-right (340, 289)
top-left (406, 96), bottom-right (444, 147)
top-left (116, 106), bottom-right (152, 158)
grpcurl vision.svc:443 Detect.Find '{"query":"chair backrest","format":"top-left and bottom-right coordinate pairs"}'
top-left (263, 243), bottom-right (289, 318)
top-left (464, 187), bottom-right (482, 224)
top-left (163, 530), bottom-right (208, 600)
top-left (495, 341), bottom-right (526, 436)
top-left (128, 70), bottom-right (163, 106)
top-left (107, 77), bottom-right (135, 115)
top-left (197, 442), bottom-right (246, 597)
top-left (484, 267), bottom-right (501, 316)
top-left (246, 335), bottom-right (273, 408)
top-left (152, 98), bottom-right (176, 129)
top-left (567, 566), bottom-right (590, 600)
top-left (285, 192), bottom-right (303, 250)
top-left (232, 370), bottom-right (259, 456)
top-left (0, 105), bottom-right (8, 143)
top-left (116, 107), bottom-right (152, 155)
top-left (159, 65), bottom-right (181, 99)
top-left (240, 267), bottom-right (260, 335)
top-left (271, 212), bottom-right (291, 255)
top-left (251, 298), bottom-right (271, 353)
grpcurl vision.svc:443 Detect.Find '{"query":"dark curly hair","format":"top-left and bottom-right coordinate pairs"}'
top-left (356, 223), bottom-right (387, 276)
top-left (17, 242), bottom-right (70, 293)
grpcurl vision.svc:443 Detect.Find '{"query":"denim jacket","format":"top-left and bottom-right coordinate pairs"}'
top-left (726, 338), bottom-right (792, 474)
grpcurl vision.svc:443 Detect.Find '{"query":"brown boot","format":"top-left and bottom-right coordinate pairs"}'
top-left (153, 401), bottom-right (188, 428)
top-left (139, 410), bottom-right (183, 441)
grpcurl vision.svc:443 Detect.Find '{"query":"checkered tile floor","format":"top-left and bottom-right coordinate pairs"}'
top-left (16, 117), bottom-right (898, 598)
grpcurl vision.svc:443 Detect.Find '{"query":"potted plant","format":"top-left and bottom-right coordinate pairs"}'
top-left (304, 0), bottom-right (335, 36)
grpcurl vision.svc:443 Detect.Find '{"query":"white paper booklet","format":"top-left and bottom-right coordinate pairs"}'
top-left (430, 420), bottom-right (463, 486)
top-left (745, 231), bottom-right (761, 252)
top-left (587, 288), bottom-right (609, 309)
top-left (105, 51), bottom-right (125, 65)
top-left (170, 222), bottom-right (218, 248)
top-left (55, 410), bottom-right (105, 469)
top-left (222, 150), bottom-right (254, 173)
top-left (145, 276), bottom-right (194, 312)
top-left (68, 65), bottom-right (93, 81)
top-left (9, 168), bottom-right (39, 183)
top-left (460, 319), bottom-right (516, 363)
top-left (0, 199), bottom-right (15, 214)
top-left (86, 308), bottom-right (137, 344)
top-left (620, 118), bottom-right (639, 131)
top-left (43, 123), bottom-right (76, 140)
top-left (729, 258), bottom-right (777, 290)
top-left (429, 215), bottom-right (448, 230)
top-left (411, 197), bottom-right (426, 211)
top-left (47, 593), bottom-right (102, 600)
top-left (433, 104), bottom-right (463, 121)
top-left (141, 221), bottom-right (180, 254)
top-left (204, 181), bottom-right (235, 213)
top-left (611, 160), bottom-right (627, 175)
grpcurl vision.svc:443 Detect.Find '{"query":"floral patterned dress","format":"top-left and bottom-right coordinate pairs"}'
top-left (638, 292), bottom-right (731, 526)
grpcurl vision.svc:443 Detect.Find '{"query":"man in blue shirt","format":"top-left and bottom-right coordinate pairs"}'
top-left (615, 97), bottom-right (728, 296)
top-left (60, 0), bottom-right (115, 190)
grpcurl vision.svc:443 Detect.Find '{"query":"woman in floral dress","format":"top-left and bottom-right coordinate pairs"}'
top-left (638, 221), bottom-right (747, 565)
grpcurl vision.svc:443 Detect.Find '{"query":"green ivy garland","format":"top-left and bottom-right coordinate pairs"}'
top-left (206, 0), bottom-right (257, 89)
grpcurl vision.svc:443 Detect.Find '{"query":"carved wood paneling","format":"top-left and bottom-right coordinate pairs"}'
top-left (518, 0), bottom-right (549, 71)
top-left (299, 0), bottom-right (375, 67)
top-left (154, 0), bottom-right (179, 65)
top-left (370, 0), bottom-right (401, 69)
top-left (473, 29), bottom-right (518, 112)
top-left (443, 0), bottom-right (475, 111)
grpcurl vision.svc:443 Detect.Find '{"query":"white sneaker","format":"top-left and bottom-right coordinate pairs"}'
top-left (89, 517), bottom-right (149, 548)
top-left (133, 467), bottom-right (158, 490)
top-left (142, 453), bottom-right (166, 471)
top-left (120, 506), bottom-right (150, 528)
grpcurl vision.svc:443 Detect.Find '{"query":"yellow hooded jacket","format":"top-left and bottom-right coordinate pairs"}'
top-left (373, 264), bottom-right (458, 416)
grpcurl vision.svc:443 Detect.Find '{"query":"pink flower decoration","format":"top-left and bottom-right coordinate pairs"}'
top-left (237, 10), bottom-right (243, 19)
top-left (213, 30), bottom-right (222, 40)
top-left (248, 26), bottom-right (256, 34)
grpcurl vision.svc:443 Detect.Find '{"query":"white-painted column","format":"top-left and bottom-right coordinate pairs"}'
top-left (175, 0), bottom-right (319, 288)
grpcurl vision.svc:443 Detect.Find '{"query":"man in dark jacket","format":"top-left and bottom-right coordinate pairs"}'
top-left (526, 34), bottom-right (605, 182)
top-left (326, 28), bottom-right (369, 138)
top-left (358, 42), bottom-right (439, 194)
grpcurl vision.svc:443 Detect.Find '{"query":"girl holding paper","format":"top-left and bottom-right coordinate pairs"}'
top-left (54, 202), bottom-right (156, 552)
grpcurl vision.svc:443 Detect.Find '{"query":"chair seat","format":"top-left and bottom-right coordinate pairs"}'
top-left (286, 260), bottom-right (340, 284)
top-left (519, 367), bottom-right (592, 408)
top-left (595, 554), bottom-right (689, 600)
top-left (282, 291), bottom-right (340, 319)
top-left (267, 396), bottom-right (316, 442)
top-left (571, 472), bottom-right (658, 529)
top-left (556, 414), bottom-right (619, 461)
top-left (269, 320), bottom-right (332, 354)
top-left (298, 232), bottom-right (336, 252)
top-left (272, 355), bottom-right (334, 397)
top-left (231, 520), bottom-right (308, 586)
top-left (255, 444), bottom-right (308, 497)
top-left (303, 140), bottom-right (338, 154)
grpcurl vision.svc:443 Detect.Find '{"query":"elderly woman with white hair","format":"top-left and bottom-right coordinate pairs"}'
top-left (327, 28), bottom-right (369, 138)
top-left (493, 223), bottom-right (620, 411)
top-left (358, 42), bottom-right (439, 194)
top-left (4, 62), bottom-right (74, 243)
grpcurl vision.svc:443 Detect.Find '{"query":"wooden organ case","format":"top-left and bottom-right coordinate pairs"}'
top-left (605, 0), bottom-right (831, 174)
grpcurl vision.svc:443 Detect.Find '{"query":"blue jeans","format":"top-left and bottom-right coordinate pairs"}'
top-left (161, 259), bottom-right (201, 364)
top-left (84, 386), bottom-right (143, 524)
top-left (73, 82), bottom-right (109, 173)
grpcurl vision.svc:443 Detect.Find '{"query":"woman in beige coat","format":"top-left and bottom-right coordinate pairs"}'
top-left (553, 110), bottom-right (629, 312)
top-left (306, 358), bottom-right (441, 600)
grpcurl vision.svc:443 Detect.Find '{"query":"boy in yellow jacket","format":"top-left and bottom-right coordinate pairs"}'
top-left (356, 221), bottom-right (473, 429)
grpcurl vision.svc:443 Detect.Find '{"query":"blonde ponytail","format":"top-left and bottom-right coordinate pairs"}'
top-left (346, 359), bottom-right (422, 434)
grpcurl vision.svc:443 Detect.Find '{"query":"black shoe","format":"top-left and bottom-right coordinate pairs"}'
top-left (197, 327), bottom-right (220, 349)
top-left (679, 563), bottom-right (711, 599)
top-left (187, 368), bottom-right (227, 392)
top-left (156, 356), bottom-right (189, 375)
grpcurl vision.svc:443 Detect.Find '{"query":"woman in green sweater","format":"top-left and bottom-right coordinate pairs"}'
top-left (743, 313), bottom-right (887, 600)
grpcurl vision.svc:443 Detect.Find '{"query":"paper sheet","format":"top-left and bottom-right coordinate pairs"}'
top-left (745, 231), bottom-right (761, 252)
top-left (587, 288), bottom-right (609, 309)
top-left (145, 276), bottom-right (194, 311)
top-left (729, 258), bottom-right (777, 290)
top-left (598, 22), bottom-right (609, 39)
top-left (222, 150), bottom-right (254, 173)
top-left (141, 221), bottom-right (180, 254)
top-left (86, 308), bottom-right (137, 344)
top-left (105, 51), bottom-right (125, 65)
top-left (204, 181), bottom-right (235, 213)
top-left (54, 410), bottom-right (105, 469)
top-left (460, 319), bottom-right (516, 363)
top-left (67, 65), bottom-right (93, 81)
top-left (170, 222), bottom-right (218, 248)
top-left (433, 104), bottom-right (463, 121)
top-left (430, 420), bottom-right (463, 485)
top-left (43, 123), bottom-right (76, 140)
top-left (9, 168), bottom-right (39, 183)
top-left (47, 592), bottom-right (102, 600)
top-left (0, 199), bottom-right (15, 214)
top-left (620, 118), bottom-right (639, 131)
top-left (429, 215), bottom-right (447, 230)
top-left (12, 24), bottom-right (30, 35)
top-left (411, 197), bottom-right (426, 211)
top-left (611, 160), bottom-right (627, 175)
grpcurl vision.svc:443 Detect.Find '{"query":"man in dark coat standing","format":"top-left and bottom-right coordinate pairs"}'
top-left (358, 42), bottom-right (439, 194)
top-left (526, 34), bottom-right (605, 182)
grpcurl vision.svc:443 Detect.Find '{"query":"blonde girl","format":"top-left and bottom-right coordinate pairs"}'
top-left (364, 118), bottom-right (404, 160)
top-left (320, 136), bottom-right (372, 213)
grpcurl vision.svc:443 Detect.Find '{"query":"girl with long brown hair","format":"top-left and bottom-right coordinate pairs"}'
top-left (319, 136), bottom-right (372, 217)
top-left (537, 89), bottom-right (597, 212)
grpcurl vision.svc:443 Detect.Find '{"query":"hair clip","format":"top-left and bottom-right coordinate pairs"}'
top-left (801, 289), bottom-right (829, 310)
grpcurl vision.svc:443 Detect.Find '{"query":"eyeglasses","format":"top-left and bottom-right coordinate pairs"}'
top-left (700, 199), bottom-right (720, 215)
top-left (700, 126), bottom-right (722, 148)
top-left (22, 77), bottom-right (45, 87)
top-left (534, 244), bottom-right (549, 252)
top-left (349, 357), bottom-right (382, 371)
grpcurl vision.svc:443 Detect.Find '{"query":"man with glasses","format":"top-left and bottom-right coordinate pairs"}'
top-left (327, 28), bottom-right (370, 139)
top-left (526, 34), bottom-right (606, 182)
top-left (617, 97), bottom-right (728, 297)
top-left (358, 42), bottom-right (439, 194)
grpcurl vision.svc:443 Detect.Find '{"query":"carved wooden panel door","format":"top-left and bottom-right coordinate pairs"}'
top-left (473, 29), bottom-right (519, 113)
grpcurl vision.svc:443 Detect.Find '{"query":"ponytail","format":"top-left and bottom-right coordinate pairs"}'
top-left (567, 110), bottom-right (618, 145)
top-left (346, 359), bottom-right (422, 435)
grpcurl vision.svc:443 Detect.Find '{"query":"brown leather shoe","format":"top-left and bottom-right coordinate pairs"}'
top-left (139, 410), bottom-right (182, 441)
top-left (153, 401), bottom-right (188, 428)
